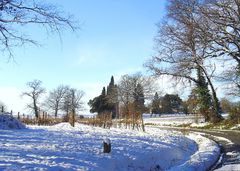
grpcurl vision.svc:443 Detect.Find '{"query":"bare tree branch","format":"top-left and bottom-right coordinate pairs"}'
top-left (0, 0), bottom-right (79, 58)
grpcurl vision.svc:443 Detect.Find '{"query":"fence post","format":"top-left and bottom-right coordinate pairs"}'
top-left (103, 138), bottom-right (111, 153)
top-left (18, 112), bottom-right (20, 120)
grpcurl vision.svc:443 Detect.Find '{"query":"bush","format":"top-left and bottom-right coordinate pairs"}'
top-left (229, 104), bottom-right (240, 123)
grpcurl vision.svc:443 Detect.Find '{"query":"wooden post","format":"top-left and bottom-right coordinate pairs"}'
top-left (10, 110), bottom-right (13, 115)
top-left (103, 138), bottom-right (111, 153)
top-left (17, 112), bottom-right (20, 120)
top-left (1, 106), bottom-right (3, 113)
top-left (70, 109), bottom-right (75, 127)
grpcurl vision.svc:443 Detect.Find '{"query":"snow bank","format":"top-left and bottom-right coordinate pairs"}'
top-left (212, 135), bottom-right (234, 145)
top-left (231, 124), bottom-right (240, 130)
top-left (0, 113), bottom-right (25, 129)
top-left (215, 151), bottom-right (240, 170)
top-left (190, 122), bottom-right (209, 128)
top-left (215, 164), bottom-right (240, 171)
top-left (167, 133), bottom-right (220, 171)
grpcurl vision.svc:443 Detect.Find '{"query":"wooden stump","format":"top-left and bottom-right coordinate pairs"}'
top-left (103, 138), bottom-right (111, 153)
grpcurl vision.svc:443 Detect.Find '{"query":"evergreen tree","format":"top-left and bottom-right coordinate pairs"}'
top-left (106, 76), bottom-right (118, 118)
top-left (195, 67), bottom-right (213, 122)
top-left (101, 87), bottom-right (106, 96)
top-left (161, 94), bottom-right (172, 114)
top-left (88, 97), bottom-right (99, 113)
top-left (161, 94), bottom-right (183, 114)
top-left (88, 87), bottom-right (108, 114)
top-left (89, 76), bottom-right (119, 118)
top-left (152, 92), bottom-right (161, 114)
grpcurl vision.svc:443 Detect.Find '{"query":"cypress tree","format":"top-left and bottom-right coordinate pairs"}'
top-left (88, 87), bottom-right (108, 114)
top-left (106, 76), bottom-right (118, 119)
top-left (152, 92), bottom-right (161, 114)
top-left (88, 76), bottom-right (119, 118)
top-left (195, 67), bottom-right (213, 121)
top-left (99, 87), bottom-right (108, 114)
top-left (101, 87), bottom-right (106, 96)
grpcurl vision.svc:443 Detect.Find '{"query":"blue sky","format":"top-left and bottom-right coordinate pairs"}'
top-left (0, 0), bottom-right (167, 113)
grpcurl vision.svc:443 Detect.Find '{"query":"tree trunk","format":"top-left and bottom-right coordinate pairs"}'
top-left (71, 109), bottom-right (75, 127)
top-left (140, 113), bottom-right (145, 132)
top-left (33, 98), bottom-right (39, 119)
top-left (200, 65), bottom-right (223, 122)
top-left (54, 106), bottom-right (58, 118)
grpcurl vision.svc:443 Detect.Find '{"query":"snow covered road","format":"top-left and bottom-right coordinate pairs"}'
top-left (0, 123), bottom-right (219, 171)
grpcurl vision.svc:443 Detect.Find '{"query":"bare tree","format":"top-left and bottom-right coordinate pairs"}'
top-left (0, 0), bottom-right (78, 57)
top-left (22, 80), bottom-right (45, 119)
top-left (62, 88), bottom-right (84, 127)
top-left (201, 0), bottom-right (240, 64)
top-left (45, 85), bottom-right (69, 118)
top-left (200, 0), bottom-right (240, 96)
top-left (145, 0), bottom-right (222, 122)
top-left (118, 73), bottom-right (156, 131)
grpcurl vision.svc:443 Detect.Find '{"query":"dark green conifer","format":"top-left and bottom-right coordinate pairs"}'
top-left (152, 92), bottom-right (161, 114)
top-left (195, 67), bottom-right (213, 121)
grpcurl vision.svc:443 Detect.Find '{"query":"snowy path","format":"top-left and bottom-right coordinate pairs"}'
top-left (0, 123), bottom-right (200, 171)
top-left (151, 126), bottom-right (240, 170)
top-left (192, 130), bottom-right (240, 171)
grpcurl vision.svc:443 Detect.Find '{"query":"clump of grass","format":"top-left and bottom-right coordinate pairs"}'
top-left (198, 119), bottom-right (238, 130)
top-left (176, 123), bottom-right (191, 128)
top-left (145, 123), bottom-right (157, 126)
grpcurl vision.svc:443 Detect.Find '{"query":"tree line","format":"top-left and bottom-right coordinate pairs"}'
top-left (88, 74), bottom-right (155, 131)
top-left (151, 93), bottom-right (183, 115)
top-left (22, 80), bottom-right (84, 126)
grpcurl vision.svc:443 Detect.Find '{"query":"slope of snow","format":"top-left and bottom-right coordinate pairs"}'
top-left (215, 164), bottom-right (240, 171)
top-left (231, 124), bottom-right (240, 130)
top-left (0, 113), bottom-right (25, 129)
top-left (212, 135), bottom-right (234, 145)
top-left (0, 123), bottom-right (220, 171)
top-left (167, 133), bottom-right (220, 171)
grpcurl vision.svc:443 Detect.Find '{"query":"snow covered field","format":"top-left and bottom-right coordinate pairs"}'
top-left (144, 114), bottom-right (206, 127)
top-left (0, 119), bottom-right (220, 171)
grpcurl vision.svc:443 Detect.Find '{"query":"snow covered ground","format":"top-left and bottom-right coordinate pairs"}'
top-left (0, 114), bottom-right (25, 129)
top-left (215, 164), bottom-right (240, 171)
top-left (211, 136), bottom-right (240, 171)
top-left (144, 114), bottom-right (240, 170)
top-left (144, 114), bottom-right (206, 127)
top-left (0, 120), bottom-right (220, 171)
top-left (168, 133), bottom-right (220, 171)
